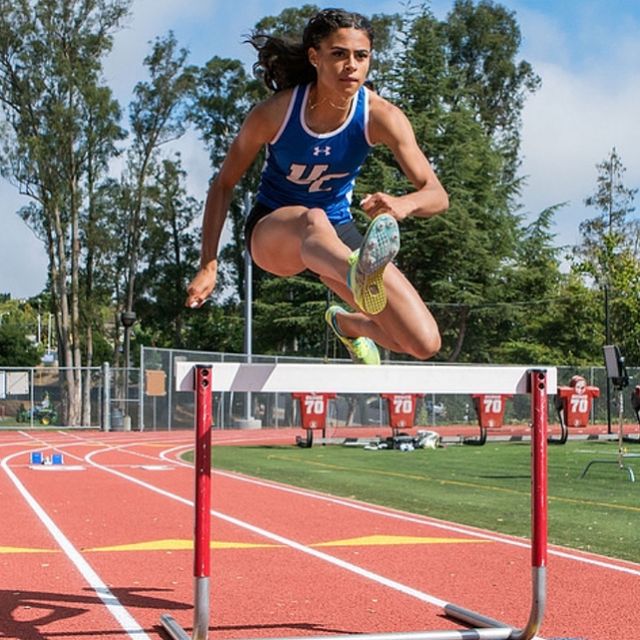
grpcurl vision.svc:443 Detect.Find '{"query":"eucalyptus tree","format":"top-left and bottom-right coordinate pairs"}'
top-left (0, 0), bottom-right (130, 424)
top-left (117, 32), bottom-right (193, 369)
top-left (136, 155), bottom-right (201, 348)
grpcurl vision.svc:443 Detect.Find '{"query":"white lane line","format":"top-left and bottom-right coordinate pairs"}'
top-left (84, 447), bottom-right (448, 608)
top-left (61, 431), bottom-right (190, 468)
top-left (1, 449), bottom-right (150, 640)
top-left (212, 470), bottom-right (640, 577)
top-left (84, 444), bottom-right (547, 639)
top-left (160, 444), bottom-right (194, 464)
top-left (76, 432), bottom-right (640, 578)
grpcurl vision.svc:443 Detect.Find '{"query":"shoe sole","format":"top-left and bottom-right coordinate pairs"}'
top-left (353, 215), bottom-right (400, 315)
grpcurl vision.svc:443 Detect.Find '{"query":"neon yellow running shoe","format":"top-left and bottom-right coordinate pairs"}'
top-left (347, 214), bottom-right (400, 315)
top-left (325, 305), bottom-right (380, 365)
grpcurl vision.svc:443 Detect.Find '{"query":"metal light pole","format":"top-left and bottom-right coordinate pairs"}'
top-left (604, 152), bottom-right (615, 435)
top-left (120, 310), bottom-right (136, 420)
top-left (243, 191), bottom-right (253, 421)
top-left (604, 286), bottom-right (612, 434)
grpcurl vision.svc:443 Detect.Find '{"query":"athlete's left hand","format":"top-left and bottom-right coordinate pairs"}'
top-left (360, 192), bottom-right (410, 221)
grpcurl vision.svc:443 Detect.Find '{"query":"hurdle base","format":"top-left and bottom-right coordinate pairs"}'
top-left (580, 457), bottom-right (637, 482)
top-left (160, 614), bottom-right (190, 640)
top-left (161, 576), bottom-right (210, 640)
top-left (241, 627), bottom-right (513, 640)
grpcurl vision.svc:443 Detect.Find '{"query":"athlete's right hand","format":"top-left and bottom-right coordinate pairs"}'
top-left (360, 192), bottom-right (410, 221)
top-left (185, 263), bottom-right (217, 309)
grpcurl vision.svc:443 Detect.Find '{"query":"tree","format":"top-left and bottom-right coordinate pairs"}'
top-left (117, 32), bottom-right (193, 370)
top-left (366, 2), bottom-right (538, 361)
top-left (573, 148), bottom-right (640, 361)
top-left (136, 155), bottom-right (201, 348)
top-left (0, 302), bottom-right (41, 366)
top-left (0, 321), bottom-right (40, 367)
top-left (494, 207), bottom-right (601, 364)
top-left (183, 3), bottom-right (544, 361)
top-left (441, 0), bottom-right (540, 182)
top-left (253, 276), bottom-right (329, 356)
top-left (188, 56), bottom-right (266, 300)
top-left (182, 302), bottom-right (244, 353)
top-left (0, 0), bottom-right (131, 424)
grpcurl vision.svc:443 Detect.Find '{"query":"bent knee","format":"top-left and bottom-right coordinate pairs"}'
top-left (407, 330), bottom-right (441, 361)
top-left (304, 207), bottom-right (333, 233)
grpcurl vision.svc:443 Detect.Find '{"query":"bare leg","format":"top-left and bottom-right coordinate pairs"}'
top-left (322, 265), bottom-right (440, 360)
top-left (250, 206), bottom-right (440, 360)
top-left (251, 206), bottom-right (351, 280)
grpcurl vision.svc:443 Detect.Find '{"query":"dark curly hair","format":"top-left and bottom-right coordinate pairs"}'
top-left (247, 8), bottom-right (374, 92)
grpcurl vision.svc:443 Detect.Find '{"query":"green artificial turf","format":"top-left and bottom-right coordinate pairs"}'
top-left (207, 439), bottom-right (640, 563)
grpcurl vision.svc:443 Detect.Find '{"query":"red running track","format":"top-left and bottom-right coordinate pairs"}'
top-left (1, 429), bottom-right (638, 640)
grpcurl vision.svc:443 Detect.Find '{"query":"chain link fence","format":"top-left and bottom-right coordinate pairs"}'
top-left (139, 346), bottom-right (640, 434)
top-left (0, 365), bottom-right (139, 430)
top-left (2, 349), bottom-right (638, 433)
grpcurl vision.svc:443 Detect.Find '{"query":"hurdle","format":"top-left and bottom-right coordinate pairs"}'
top-left (161, 363), bottom-right (556, 640)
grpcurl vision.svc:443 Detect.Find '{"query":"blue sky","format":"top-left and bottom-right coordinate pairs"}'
top-left (2, 0), bottom-right (639, 298)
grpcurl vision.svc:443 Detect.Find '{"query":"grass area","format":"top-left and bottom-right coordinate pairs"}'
top-left (208, 439), bottom-right (640, 563)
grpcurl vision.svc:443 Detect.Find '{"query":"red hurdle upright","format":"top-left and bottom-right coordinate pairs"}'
top-left (444, 369), bottom-right (548, 637)
top-left (161, 365), bottom-right (212, 640)
top-left (162, 363), bottom-right (551, 640)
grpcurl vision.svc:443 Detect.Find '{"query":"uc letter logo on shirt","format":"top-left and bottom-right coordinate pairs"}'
top-left (286, 164), bottom-right (348, 193)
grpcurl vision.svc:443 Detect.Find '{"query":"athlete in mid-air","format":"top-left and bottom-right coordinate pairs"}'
top-left (186, 8), bottom-right (448, 363)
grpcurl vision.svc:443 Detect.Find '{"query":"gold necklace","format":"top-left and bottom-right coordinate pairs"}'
top-left (308, 94), bottom-right (353, 111)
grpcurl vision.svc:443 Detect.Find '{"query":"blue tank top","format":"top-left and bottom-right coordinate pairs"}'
top-left (256, 83), bottom-right (373, 226)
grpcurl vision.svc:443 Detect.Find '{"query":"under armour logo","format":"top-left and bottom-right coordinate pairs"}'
top-left (313, 145), bottom-right (332, 157)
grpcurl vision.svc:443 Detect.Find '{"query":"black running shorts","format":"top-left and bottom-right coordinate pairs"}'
top-left (244, 202), bottom-right (364, 258)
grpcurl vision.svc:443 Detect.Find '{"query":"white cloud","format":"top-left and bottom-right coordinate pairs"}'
top-left (517, 8), bottom-right (572, 68)
top-left (3, 0), bottom-right (640, 298)
top-left (104, 0), bottom-right (219, 101)
top-left (520, 60), bottom-right (640, 247)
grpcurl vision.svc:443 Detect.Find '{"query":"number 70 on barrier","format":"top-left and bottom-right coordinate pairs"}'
top-left (304, 395), bottom-right (328, 414)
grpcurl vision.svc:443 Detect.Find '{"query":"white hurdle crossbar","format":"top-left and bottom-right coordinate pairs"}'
top-left (161, 362), bottom-right (555, 640)
top-left (173, 362), bottom-right (556, 396)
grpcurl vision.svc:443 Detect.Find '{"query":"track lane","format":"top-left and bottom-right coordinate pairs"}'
top-left (66, 432), bottom-right (640, 639)
top-left (2, 430), bottom-right (639, 640)
top-left (62, 431), bottom-right (640, 639)
top-left (4, 434), bottom-right (468, 638)
top-left (1, 445), bottom-right (153, 640)
top-left (79, 437), bottom-right (471, 636)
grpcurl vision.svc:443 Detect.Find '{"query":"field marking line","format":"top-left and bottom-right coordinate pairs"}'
top-left (58, 431), bottom-right (189, 468)
top-left (83, 446), bottom-right (533, 625)
top-left (86, 442), bottom-right (550, 639)
top-left (211, 470), bottom-right (640, 577)
top-left (0, 449), bottom-right (150, 640)
top-left (265, 453), bottom-right (640, 514)
top-left (160, 443), bottom-right (197, 464)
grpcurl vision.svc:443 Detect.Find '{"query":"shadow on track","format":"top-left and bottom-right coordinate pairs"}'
top-left (0, 586), bottom-right (189, 639)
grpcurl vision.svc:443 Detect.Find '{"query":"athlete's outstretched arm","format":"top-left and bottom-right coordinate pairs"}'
top-left (185, 95), bottom-right (287, 308)
top-left (362, 95), bottom-right (448, 221)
